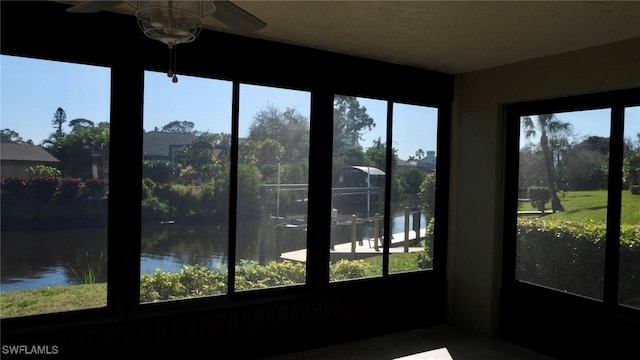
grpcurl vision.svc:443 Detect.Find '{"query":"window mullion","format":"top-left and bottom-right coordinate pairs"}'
top-left (111, 63), bottom-right (144, 318)
top-left (228, 81), bottom-right (240, 295)
top-left (604, 104), bottom-right (625, 306)
top-left (382, 100), bottom-right (394, 275)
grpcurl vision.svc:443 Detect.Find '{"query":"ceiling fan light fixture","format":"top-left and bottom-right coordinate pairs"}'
top-left (124, 1), bottom-right (215, 83)
top-left (124, 0), bottom-right (215, 48)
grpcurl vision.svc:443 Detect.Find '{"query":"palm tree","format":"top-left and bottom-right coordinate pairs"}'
top-left (521, 114), bottom-right (572, 212)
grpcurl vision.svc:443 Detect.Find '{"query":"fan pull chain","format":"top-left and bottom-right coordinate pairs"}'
top-left (167, 45), bottom-right (179, 83)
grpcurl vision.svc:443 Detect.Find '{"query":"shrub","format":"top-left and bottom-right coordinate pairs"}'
top-left (141, 178), bottom-right (156, 199)
top-left (236, 260), bottom-right (306, 289)
top-left (1, 177), bottom-right (27, 197)
top-left (619, 222), bottom-right (640, 305)
top-left (27, 165), bottom-right (61, 178)
top-left (141, 196), bottom-right (170, 223)
top-left (143, 160), bottom-right (177, 184)
top-left (140, 264), bottom-right (226, 302)
top-left (57, 178), bottom-right (83, 203)
top-left (83, 178), bottom-right (108, 200)
top-left (417, 217), bottom-right (434, 269)
top-left (527, 186), bottom-right (550, 211)
top-left (329, 259), bottom-right (370, 281)
top-left (66, 251), bottom-right (107, 284)
top-left (418, 172), bottom-right (436, 219)
top-left (515, 218), bottom-right (640, 300)
top-left (166, 183), bottom-right (203, 220)
top-left (27, 177), bottom-right (59, 203)
top-left (139, 258), bottom-right (375, 302)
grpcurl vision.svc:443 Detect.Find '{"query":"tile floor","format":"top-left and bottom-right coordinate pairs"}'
top-left (260, 324), bottom-right (556, 360)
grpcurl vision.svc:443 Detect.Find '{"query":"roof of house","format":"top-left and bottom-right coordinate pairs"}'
top-left (142, 131), bottom-right (196, 157)
top-left (343, 166), bottom-right (385, 176)
top-left (396, 159), bottom-right (417, 167)
top-left (0, 138), bottom-right (59, 162)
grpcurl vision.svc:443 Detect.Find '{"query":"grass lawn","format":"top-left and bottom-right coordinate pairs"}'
top-left (0, 252), bottom-right (426, 318)
top-left (0, 283), bottom-right (107, 318)
top-left (521, 189), bottom-right (640, 225)
top-left (365, 251), bottom-right (428, 276)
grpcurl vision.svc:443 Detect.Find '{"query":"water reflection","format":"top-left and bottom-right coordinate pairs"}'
top-left (2, 213), bottom-right (425, 291)
top-left (140, 223), bottom-right (228, 272)
top-left (1, 223), bottom-right (230, 291)
top-left (1, 228), bottom-right (108, 291)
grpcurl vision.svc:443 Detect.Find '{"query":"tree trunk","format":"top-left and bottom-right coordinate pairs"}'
top-left (540, 133), bottom-right (564, 212)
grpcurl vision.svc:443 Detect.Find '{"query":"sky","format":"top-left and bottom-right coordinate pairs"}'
top-left (1, 54), bottom-right (438, 161)
top-left (520, 108), bottom-right (640, 149)
top-left (2, 54), bottom-right (638, 162)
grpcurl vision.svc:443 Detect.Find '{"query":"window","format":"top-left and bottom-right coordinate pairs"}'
top-left (517, 109), bottom-right (610, 299)
top-left (330, 96), bottom-right (437, 281)
top-left (506, 89), bottom-right (640, 308)
top-left (389, 103), bottom-right (438, 274)
top-left (620, 105), bottom-right (640, 309)
top-left (140, 71), bottom-right (232, 303)
top-left (140, 77), bottom-right (312, 301)
top-left (1, 1), bottom-right (453, 346)
top-left (0, 55), bottom-right (110, 317)
top-left (330, 95), bottom-right (387, 280)
top-left (236, 84), bottom-right (311, 291)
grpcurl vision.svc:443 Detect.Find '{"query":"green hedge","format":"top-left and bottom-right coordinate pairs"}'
top-left (516, 218), bottom-right (640, 305)
top-left (140, 259), bottom-right (370, 302)
top-left (1, 176), bottom-right (108, 230)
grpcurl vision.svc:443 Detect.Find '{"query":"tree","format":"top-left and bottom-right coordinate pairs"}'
top-left (563, 149), bottom-right (608, 190)
top-left (623, 151), bottom-right (640, 189)
top-left (46, 121), bottom-right (110, 178)
top-left (518, 145), bottom-right (546, 192)
top-left (160, 120), bottom-right (196, 133)
top-left (331, 96), bottom-right (375, 172)
top-left (396, 167), bottom-right (427, 209)
top-left (248, 104), bottom-right (309, 164)
top-left (562, 136), bottom-right (610, 190)
top-left (52, 107), bottom-right (67, 134)
top-left (0, 129), bottom-right (32, 144)
top-left (364, 137), bottom-right (397, 171)
top-left (68, 118), bottom-right (95, 132)
top-left (419, 172), bottom-right (437, 220)
top-left (175, 132), bottom-right (222, 184)
top-left (333, 96), bottom-right (375, 151)
top-left (365, 137), bottom-right (387, 171)
top-left (574, 136), bottom-right (610, 155)
top-left (521, 114), bottom-right (572, 212)
top-left (332, 145), bottom-right (366, 171)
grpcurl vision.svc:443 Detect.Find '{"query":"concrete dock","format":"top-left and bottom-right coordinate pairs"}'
top-left (280, 228), bottom-right (427, 262)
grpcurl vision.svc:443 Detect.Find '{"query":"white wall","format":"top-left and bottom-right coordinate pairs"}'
top-left (449, 37), bottom-right (640, 336)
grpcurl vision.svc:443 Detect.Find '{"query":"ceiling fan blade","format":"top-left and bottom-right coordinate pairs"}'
top-left (212, 0), bottom-right (266, 34)
top-left (65, 1), bottom-right (121, 13)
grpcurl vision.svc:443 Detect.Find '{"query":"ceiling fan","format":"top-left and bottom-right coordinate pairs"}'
top-left (65, 0), bottom-right (267, 34)
top-left (65, 1), bottom-right (267, 82)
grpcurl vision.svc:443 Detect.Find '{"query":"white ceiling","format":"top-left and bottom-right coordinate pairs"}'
top-left (59, 1), bottom-right (640, 74)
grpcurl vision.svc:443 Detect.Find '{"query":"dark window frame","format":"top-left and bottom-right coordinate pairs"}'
top-left (501, 87), bottom-right (640, 357)
top-left (0, 0), bottom-right (452, 332)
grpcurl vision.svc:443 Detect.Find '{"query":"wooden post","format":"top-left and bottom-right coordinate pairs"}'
top-left (351, 214), bottom-right (357, 253)
top-left (404, 207), bottom-right (410, 252)
top-left (373, 213), bottom-right (380, 249)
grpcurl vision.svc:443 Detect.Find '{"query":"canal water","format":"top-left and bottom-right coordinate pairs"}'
top-left (1, 213), bottom-right (425, 291)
